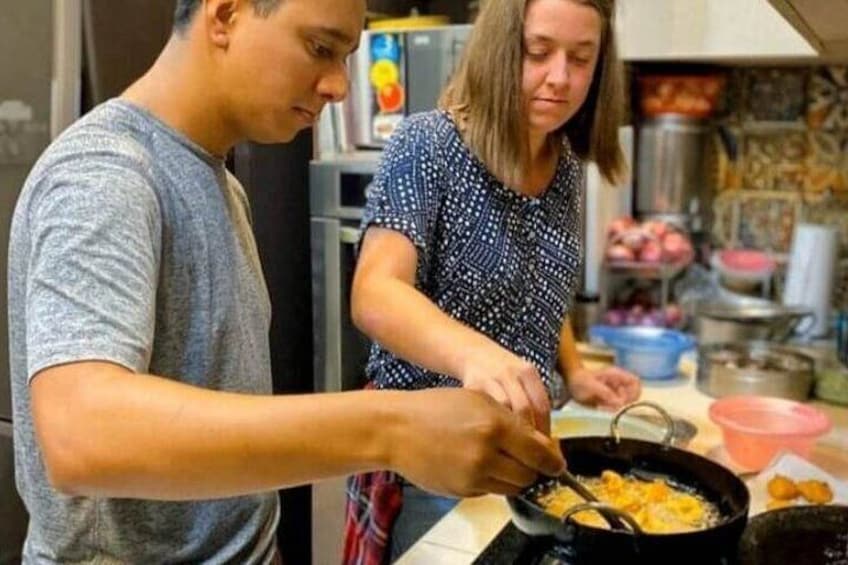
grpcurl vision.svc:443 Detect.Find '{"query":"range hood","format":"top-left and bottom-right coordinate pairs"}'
top-left (768, 0), bottom-right (848, 59)
top-left (616, 0), bottom-right (819, 61)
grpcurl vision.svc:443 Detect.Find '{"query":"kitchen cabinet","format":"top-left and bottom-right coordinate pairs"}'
top-left (616, 0), bottom-right (817, 61)
top-left (768, 0), bottom-right (848, 58)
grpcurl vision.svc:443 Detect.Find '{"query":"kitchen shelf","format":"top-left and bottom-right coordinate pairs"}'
top-left (603, 260), bottom-right (690, 281)
top-left (600, 260), bottom-right (692, 312)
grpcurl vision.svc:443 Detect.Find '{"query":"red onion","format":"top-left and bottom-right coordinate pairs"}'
top-left (606, 244), bottom-right (636, 262)
top-left (639, 240), bottom-right (663, 263)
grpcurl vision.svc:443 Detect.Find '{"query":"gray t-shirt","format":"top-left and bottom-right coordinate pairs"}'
top-left (8, 99), bottom-right (279, 564)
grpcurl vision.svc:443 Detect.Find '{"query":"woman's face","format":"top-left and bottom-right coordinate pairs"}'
top-left (522, 0), bottom-right (602, 137)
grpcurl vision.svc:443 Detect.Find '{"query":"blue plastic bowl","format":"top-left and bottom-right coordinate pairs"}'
top-left (589, 325), bottom-right (696, 380)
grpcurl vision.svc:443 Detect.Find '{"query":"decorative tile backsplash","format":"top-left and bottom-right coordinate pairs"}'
top-left (710, 66), bottom-right (848, 259)
top-left (807, 67), bottom-right (848, 131)
top-left (744, 68), bottom-right (807, 124)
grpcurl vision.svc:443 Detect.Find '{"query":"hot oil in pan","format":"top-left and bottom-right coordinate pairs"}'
top-left (534, 470), bottom-right (722, 534)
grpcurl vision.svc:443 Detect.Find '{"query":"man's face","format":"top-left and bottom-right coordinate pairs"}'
top-left (217, 0), bottom-right (365, 143)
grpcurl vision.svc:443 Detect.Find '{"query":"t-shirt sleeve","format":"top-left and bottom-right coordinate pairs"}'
top-left (24, 156), bottom-right (161, 381)
top-left (360, 115), bottom-right (443, 282)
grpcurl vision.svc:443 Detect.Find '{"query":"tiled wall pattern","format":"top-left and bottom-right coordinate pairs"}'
top-left (708, 66), bottom-right (848, 307)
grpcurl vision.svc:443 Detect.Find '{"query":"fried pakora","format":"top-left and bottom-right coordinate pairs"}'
top-left (536, 470), bottom-right (720, 534)
top-left (764, 474), bottom-right (834, 509)
top-left (796, 479), bottom-right (834, 504)
top-left (767, 474), bottom-right (800, 500)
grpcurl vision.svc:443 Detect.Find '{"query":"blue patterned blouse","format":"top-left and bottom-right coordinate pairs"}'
top-left (360, 110), bottom-right (583, 402)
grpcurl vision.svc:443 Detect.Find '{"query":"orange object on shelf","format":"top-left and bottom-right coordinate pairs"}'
top-left (638, 75), bottom-right (726, 118)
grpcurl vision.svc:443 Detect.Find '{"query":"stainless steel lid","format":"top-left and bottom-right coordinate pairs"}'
top-left (699, 341), bottom-right (815, 372)
top-left (695, 302), bottom-right (812, 321)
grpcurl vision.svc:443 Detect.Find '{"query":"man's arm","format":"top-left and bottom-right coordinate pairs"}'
top-left (32, 361), bottom-right (564, 500)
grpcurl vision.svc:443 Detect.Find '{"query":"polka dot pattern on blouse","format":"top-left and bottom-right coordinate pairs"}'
top-left (360, 110), bottom-right (583, 401)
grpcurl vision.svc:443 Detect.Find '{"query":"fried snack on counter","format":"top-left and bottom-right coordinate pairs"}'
top-left (763, 474), bottom-right (834, 510)
top-left (796, 479), bottom-right (834, 504)
top-left (767, 474), bottom-right (800, 500)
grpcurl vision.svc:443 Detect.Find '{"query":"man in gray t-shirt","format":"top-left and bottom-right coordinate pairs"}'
top-left (8, 0), bottom-right (564, 563)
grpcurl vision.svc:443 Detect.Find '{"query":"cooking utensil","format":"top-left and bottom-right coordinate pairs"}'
top-left (696, 341), bottom-right (815, 401)
top-left (508, 403), bottom-right (750, 563)
top-left (556, 469), bottom-right (631, 532)
top-left (693, 302), bottom-right (814, 345)
top-left (551, 404), bottom-right (696, 448)
top-left (737, 505), bottom-right (848, 565)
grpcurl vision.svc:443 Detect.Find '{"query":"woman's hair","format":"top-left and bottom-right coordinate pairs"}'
top-left (439, 0), bottom-right (626, 185)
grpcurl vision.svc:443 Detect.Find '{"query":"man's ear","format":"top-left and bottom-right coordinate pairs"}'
top-left (202, 0), bottom-right (244, 49)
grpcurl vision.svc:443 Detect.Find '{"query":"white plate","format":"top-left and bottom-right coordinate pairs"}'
top-left (745, 451), bottom-right (848, 516)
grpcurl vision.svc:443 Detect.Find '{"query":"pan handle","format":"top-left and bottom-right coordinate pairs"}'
top-left (560, 502), bottom-right (644, 535)
top-left (610, 401), bottom-right (675, 447)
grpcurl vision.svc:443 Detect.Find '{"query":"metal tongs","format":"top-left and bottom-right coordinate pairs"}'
top-left (557, 468), bottom-right (638, 532)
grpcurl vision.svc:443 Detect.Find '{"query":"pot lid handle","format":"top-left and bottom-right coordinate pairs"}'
top-left (611, 401), bottom-right (675, 447)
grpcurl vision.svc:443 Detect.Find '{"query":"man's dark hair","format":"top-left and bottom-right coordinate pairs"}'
top-left (173, 0), bottom-right (283, 32)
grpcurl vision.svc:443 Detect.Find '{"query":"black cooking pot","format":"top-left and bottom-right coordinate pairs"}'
top-left (507, 402), bottom-right (750, 564)
top-left (737, 505), bottom-right (848, 565)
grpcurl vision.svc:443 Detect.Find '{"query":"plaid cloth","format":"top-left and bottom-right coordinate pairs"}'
top-left (342, 381), bottom-right (404, 565)
top-left (342, 470), bottom-right (403, 565)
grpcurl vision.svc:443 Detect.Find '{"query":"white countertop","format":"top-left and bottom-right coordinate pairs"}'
top-left (396, 358), bottom-right (848, 564)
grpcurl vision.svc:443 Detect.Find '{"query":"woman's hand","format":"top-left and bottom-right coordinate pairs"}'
top-left (567, 366), bottom-right (641, 411)
top-left (458, 345), bottom-right (551, 434)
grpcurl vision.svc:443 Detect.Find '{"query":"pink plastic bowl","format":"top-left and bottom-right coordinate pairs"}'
top-left (717, 249), bottom-right (776, 274)
top-left (709, 396), bottom-right (832, 470)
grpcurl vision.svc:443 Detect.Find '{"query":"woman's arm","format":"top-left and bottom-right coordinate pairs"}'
top-left (352, 227), bottom-right (551, 432)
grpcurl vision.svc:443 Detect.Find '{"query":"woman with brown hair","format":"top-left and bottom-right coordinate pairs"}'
top-left (344, 0), bottom-right (640, 561)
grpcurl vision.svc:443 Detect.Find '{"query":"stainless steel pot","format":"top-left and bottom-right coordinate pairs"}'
top-left (636, 114), bottom-right (713, 232)
top-left (693, 302), bottom-right (814, 345)
top-left (696, 341), bottom-right (815, 400)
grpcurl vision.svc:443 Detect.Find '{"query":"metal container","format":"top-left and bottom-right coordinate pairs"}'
top-left (636, 114), bottom-right (712, 232)
top-left (697, 341), bottom-right (815, 400)
top-left (693, 302), bottom-right (814, 345)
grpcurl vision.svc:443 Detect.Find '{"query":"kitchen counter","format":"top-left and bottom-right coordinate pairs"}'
top-left (395, 357), bottom-right (848, 565)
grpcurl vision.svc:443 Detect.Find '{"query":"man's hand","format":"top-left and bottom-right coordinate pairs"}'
top-left (567, 366), bottom-right (641, 411)
top-left (389, 388), bottom-right (565, 497)
top-left (458, 345), bottom-right (551, 434)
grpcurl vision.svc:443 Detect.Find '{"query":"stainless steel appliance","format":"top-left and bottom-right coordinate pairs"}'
top-left (696, 341), bottom-right (815, 401)
top-left (309, 153), bottom-right (380, 564)
top-left (310, 154), bottom-right (379, 394)
top-left (635, 114), bottom-right (714, 232)
top-left (344, 25), bottom-right (471, 148)
top-left (1, 1), bottom-right (81, 562)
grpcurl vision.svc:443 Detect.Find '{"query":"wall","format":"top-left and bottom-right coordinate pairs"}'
top-left (708, 66), bottom-right (848, 307)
